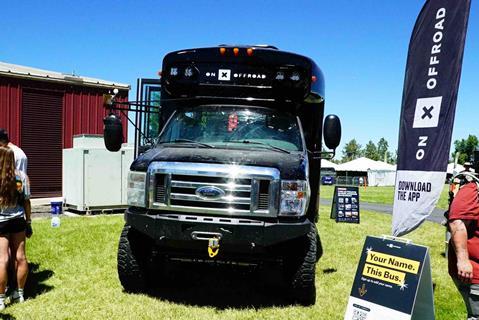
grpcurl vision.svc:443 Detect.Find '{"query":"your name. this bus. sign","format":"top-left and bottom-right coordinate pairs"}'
top-left (344, 236), bottom-right (434, 320)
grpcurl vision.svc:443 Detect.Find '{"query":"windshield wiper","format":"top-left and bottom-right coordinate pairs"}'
top-left (159, 139), bottom-right (215, 148)
top-left (226, 140), bottom-right (290, 154)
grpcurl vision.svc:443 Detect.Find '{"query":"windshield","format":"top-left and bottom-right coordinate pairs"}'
top-left (158, 106), bottom-right (303, 152)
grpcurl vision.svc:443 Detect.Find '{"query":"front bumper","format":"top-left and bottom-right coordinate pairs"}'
top-left (125, 208), bottom-right (312, 252)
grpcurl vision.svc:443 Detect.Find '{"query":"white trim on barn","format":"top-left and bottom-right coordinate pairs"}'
top-left (0, 61), bottom-right (130, 90)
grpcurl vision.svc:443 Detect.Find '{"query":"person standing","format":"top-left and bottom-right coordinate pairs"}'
top-left (0, 129), bottom-right (30, 301)
top-left (0, 129), bottom-right (27, 174)
top-left (448, 179), bottom-right (479, 319)
top-left (0, 147), bottom-right (31, 310)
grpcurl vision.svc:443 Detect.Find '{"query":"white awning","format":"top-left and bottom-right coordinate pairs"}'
top-left (336, 157), bottom-right (395, 172)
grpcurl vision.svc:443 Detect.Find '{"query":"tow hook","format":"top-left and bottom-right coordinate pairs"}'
top-left (208, 237), bottom-right (220, 258)
top-left (190, 231), bottom-right (222, 258)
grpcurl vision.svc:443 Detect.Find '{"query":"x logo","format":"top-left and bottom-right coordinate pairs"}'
top-left (218, 69), bottom-right (231, 80)
top-left (413, 96), bottom-right (442, 128)
top-left (421, 106), bottom-right (434, 119)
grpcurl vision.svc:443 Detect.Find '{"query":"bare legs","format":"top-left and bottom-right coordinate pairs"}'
top-left (0, 232), bottom-right (28, 295)
top-left (9, 232), bottom-right (28, 290)
top-left (0, 235), bottom-right (9, 294)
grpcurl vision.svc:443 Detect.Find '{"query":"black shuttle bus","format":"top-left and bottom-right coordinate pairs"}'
top-left (105, 45), bottom-right (341, 305)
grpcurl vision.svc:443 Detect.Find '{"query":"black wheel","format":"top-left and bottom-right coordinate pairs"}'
top-left (117, 224), bottom-right (151, 293)
top-left (316, 232), bottom-right (323, 262)
top-left (285, 224), bottom-right (317, 306)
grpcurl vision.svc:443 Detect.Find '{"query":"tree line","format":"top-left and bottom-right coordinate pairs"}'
top-left (338, 138), bottom-right (396, 164)
top-left (452, 134), bottom-right (479, 164)
top-left (335, 134), bottom-right (479, 165)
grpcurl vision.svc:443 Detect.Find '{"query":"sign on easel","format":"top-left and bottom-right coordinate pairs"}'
top-left (344, 236), bottom-right (435, 320)
top-left (330, 186), bottom-right (360, 223)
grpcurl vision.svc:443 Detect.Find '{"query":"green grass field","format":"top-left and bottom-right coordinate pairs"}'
top-left (2, 209), bottom-right (464, 319)
top-left (320, 185), bottom-right (451, 209)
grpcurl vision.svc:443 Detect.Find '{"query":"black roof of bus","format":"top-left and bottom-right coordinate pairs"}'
top-left (161, 46), bottom-right (325, 100)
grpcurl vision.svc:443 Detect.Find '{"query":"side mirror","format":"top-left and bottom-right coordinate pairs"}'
top-left (103, 113), bottom-right (123, 152)
top-left (138, 144), bottom-right (153, 155)
top-left (323, 114), bottom-right (341, 150)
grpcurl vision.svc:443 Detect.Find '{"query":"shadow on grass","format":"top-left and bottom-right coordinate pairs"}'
top-left (0, 313), bottom-right (16, 320)
top-left (24, 262), bottom-right (54, 299)
top-left (322, 268), bottom-right (337, 274)
top-left (146, 263), bottom-right (294, 309)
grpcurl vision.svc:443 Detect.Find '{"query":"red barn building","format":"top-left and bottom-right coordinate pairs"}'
top-left (0, 62), bottom-right (129, 197)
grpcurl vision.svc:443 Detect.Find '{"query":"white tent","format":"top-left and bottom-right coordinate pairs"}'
top-left (321, 159), bottom-right (338, 169)
top-left (336, 157), bottom-right (395, 172)
top-left (367, 170), bottom-right (396, 186)
top-left (336, 157), bottom-right (396, 186)
top-left (447, 162), bottom-right (464, 175)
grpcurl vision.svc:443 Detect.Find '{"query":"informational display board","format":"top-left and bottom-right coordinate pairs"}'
top-left (330, 186), bottom-right (360, 223)
top-left (344, 236), bottom-right (434, 320)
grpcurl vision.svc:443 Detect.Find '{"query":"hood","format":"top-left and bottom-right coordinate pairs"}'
top-left (131, 146), bottom-right (307, 180)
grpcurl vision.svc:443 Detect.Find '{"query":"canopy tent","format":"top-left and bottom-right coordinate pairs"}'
top-left (321, 159), bottom-right (338, 169)
top-left (336, 157), bottom-right (396, 186)
top-left (447, 162), bottom-right (464, 175)
top-left (367, 170), bottom-right (396, 186)
top-left (336, 157), bottom-right (395, 172)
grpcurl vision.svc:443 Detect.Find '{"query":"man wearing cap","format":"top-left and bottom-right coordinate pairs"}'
top-left (0, 129), bottom-right (27, 173)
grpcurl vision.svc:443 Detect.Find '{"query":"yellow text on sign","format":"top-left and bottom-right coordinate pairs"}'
top-left (366, 250), bottom-right (420, 274)
top-left (362, 263), bottom-right (406, 286)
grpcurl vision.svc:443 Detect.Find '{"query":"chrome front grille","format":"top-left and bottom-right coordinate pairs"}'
top-left (147, 162), bottom-right (280, 217)
top-left (170, 175), bottom-right (252, 211)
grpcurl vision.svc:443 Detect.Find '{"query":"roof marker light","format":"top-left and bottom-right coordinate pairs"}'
top-left (247, 48), bottom-right (253, 56)
top-left (233, 48), bottom-right (239, 56)
top-left (220, 47), bottom-right (226, 55)
top-left (311, 75), bottom-right (317, 82)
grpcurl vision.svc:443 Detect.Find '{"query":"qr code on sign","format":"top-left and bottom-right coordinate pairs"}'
top-left (352, 309), bottom-right (367, 320)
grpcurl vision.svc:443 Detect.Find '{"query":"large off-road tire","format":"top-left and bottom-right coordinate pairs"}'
top-left (316, 232), bottom-right (323, 262)
top-left (285, 224), bottom-right (317, 306)
top-left (117, 224), bottom-right (152, 293)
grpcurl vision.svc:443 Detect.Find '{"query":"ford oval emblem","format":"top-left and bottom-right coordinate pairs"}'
top-left (195, 186), bottom-right (225, 200)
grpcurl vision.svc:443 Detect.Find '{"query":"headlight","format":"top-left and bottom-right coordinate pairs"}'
top-left (127, 171), bottom-right (147, 207)
top-left (279, 180), bottom-right (309, 216)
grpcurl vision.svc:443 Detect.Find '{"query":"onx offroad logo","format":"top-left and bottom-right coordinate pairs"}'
top-left (204, 69), bottom-right (267, 81)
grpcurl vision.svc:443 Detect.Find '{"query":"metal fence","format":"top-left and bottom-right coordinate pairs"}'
top-left (335, 176), bottom-right (367, 186)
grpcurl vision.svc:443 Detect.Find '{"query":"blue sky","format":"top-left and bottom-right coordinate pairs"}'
top-left (1, 1), bottom-right (478, 155)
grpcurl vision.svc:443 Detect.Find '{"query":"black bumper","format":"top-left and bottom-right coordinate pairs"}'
top-left (125, 208), bottom-right (312, 249)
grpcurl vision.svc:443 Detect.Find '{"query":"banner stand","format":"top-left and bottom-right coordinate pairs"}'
top-left (391, 0), bottom-right (471, 237)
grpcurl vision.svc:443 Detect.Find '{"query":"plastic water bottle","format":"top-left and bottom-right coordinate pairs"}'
top-left (51, 214), bottom-right (61, 228)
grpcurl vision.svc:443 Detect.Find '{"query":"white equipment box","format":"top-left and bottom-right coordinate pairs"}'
top-left (63, 135), bottom-right (134, 213)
